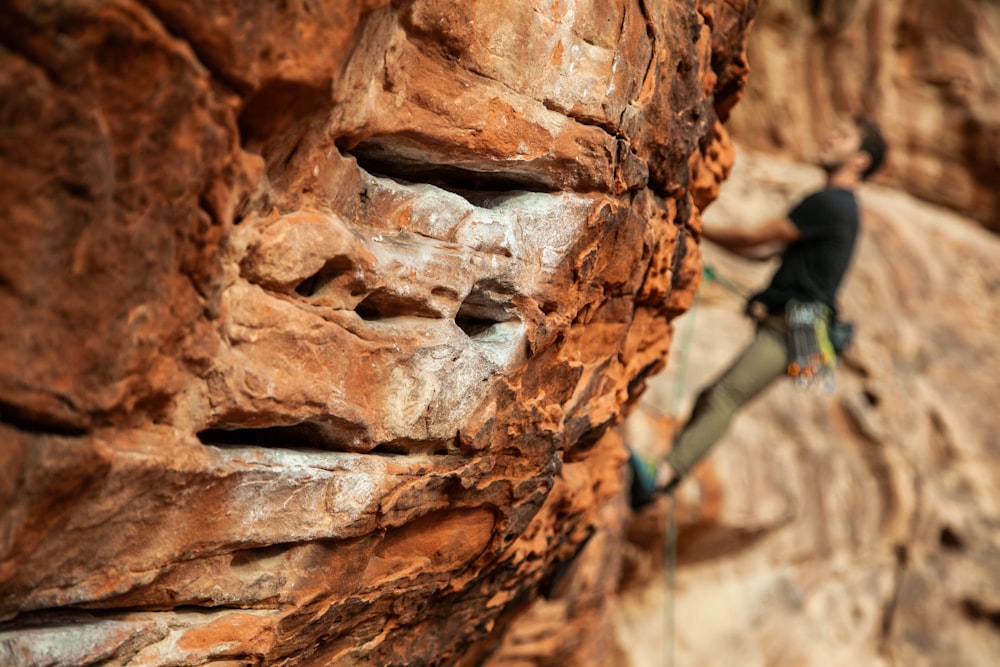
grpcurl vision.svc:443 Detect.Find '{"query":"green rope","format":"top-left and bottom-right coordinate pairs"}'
top-left (664, 493), bottom-right (677, 667)
top-left (662, 276), bottom-right (705, 667)
top-left (661, 264), bottom-right (755, 667)
top-left (661, 263), bottom-right (759, 667)
top-left (669, 287), bottom-right (701, 435)
top-left (703, 264), bottom-right (749, 299)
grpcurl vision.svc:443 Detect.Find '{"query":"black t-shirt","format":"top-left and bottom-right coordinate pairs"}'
top-left (751, 187), bottom-right (859, 313)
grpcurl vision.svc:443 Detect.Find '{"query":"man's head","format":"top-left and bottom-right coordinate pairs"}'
top-left (818, 116), bottom-right (887, 181)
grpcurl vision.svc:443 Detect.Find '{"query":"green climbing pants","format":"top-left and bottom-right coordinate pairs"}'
top-left (666, 315), bottom-right (790, 478)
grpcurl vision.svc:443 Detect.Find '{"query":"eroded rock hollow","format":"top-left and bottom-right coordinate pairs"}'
top-left (0, 1), bottom-right (756, 664)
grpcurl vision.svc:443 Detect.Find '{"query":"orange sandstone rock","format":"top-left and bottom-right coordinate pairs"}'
top-left (0, 0), bottom-right (755, 664)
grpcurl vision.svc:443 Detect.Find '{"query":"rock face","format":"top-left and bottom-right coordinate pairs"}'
top-left (0, 1), bottom-right (756, 664)
top-left (727, 0), bottom-right (1000, 232)
top-left (623, 148), bottom-right (1000, 667)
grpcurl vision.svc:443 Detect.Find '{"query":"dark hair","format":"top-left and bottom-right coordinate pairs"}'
top-left (854, 116), bottom-right (887, 180)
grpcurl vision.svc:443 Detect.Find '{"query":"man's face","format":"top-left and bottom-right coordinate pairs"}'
top-left (817, 120), bottom-right (863, 173)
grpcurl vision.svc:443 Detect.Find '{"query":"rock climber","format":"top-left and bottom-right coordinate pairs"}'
top-left (631, 116), bottom-right (888, 508)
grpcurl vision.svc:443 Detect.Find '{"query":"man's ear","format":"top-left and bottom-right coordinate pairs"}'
top-left (854, 151), bottom-right (872, 176)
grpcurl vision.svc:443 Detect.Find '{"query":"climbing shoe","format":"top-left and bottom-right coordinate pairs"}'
top-left (628, 451), bottom-right (681, 509)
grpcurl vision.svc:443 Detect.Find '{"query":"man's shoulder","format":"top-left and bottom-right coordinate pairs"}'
top-left (796, 187), bottom-right (858, 215)
top-left (805, 186), bottom-right (857, 202)
top-left (789, 187), bottom-right (859, 235)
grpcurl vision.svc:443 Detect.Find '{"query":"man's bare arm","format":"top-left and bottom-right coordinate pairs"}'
top-left (702, 217), bottom-right (800, 260)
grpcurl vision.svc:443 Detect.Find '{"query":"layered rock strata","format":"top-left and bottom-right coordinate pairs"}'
top-left (0, 1), bottom-right (756, 664)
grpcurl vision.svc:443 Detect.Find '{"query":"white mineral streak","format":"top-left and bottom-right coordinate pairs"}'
top-left (0, 620), bottom-right (154, 667)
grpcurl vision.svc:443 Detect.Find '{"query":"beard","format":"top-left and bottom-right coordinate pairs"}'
top-left (817, 155), bottom-right (846, 175)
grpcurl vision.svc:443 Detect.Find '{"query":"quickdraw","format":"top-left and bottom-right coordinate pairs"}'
top-left (786, 300), bottom-right (839, 391)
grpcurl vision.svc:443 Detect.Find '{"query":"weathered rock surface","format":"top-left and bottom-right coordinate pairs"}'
top-left (0, 1), bottom-right (756, 665)
top-left (728, 0), bottom-right (1000, 232)
top-left (623, 148), bottom-right (1000, 667)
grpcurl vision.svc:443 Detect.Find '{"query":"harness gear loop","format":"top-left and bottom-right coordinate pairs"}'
top-left (701, 265), bottom-right (857, 393)
top-left (785, 300), bottom-right (838, 391)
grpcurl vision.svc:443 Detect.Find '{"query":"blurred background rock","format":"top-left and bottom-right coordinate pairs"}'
top-left (621, 2), bottom-right (1000, 666)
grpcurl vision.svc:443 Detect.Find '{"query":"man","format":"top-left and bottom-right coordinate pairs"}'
top-left (631, 116), bottom-right (888, 506)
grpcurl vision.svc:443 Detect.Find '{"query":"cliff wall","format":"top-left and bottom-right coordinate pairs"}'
top-left (0, 1), bottom-right (756, 664)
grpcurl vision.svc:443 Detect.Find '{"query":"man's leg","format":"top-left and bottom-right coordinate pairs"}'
top-left (665, 318), bottom-right (790, 482)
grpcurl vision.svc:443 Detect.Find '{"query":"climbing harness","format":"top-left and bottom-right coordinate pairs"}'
top-left (785, 300), bottom-right (854, 392)
top-left (704, 264), bottom-right (856, 392)
top-left (786, 300), bottom-right (836, 390)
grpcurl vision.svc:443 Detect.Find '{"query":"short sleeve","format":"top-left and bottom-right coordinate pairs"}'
top-left (788, 191), bottom-right (841, 242)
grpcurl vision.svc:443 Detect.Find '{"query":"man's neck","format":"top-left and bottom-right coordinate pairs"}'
top-left (825, 166), bottom-right (860, 190)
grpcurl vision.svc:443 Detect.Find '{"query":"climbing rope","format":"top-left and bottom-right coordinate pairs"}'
top-left (662, 280), bottom-right (703, 667)
top-left (703, 264), bottom-right (750, 300)
top-left (664, 491), bottom-right (677, 667)
top-left (667, 287), bottom-right (702, 424)
top-left (656, 263), bottom-right (757, 667)
top-left (661, 263), bottom-right (742, 667)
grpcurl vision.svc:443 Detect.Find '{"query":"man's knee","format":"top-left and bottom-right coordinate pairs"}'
top-left (690, 380), bottom-right (742, 422)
